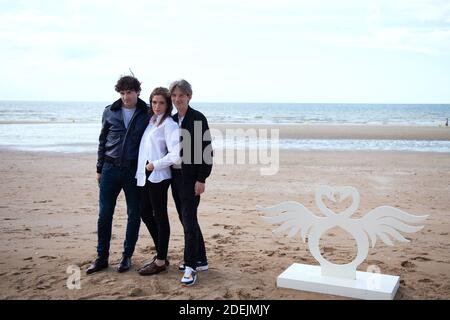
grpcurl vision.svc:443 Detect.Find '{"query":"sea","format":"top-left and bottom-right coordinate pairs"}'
top-left (0, 101), bottom-right (449, 153)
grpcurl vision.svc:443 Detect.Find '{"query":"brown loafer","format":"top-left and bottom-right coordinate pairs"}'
top-left (138, 256), bottom-right (170, 272)
top-left (138, 261), bottom-right (168, 276)
top-left (137, 255), bottom-right (157, 272)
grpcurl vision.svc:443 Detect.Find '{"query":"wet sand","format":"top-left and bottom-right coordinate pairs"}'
top-left (211, 124), bottom-right (450, 140)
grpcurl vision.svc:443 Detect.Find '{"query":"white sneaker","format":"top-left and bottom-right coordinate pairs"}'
top-left (181, 266), bottom-right (197, 286)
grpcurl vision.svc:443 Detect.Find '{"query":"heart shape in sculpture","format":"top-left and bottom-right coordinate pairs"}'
top-left (317, 186), bottom-right (359, 217)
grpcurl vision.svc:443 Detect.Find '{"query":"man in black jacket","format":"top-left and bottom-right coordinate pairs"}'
top-left (87, 75), bottom-right (150, 274)
top-left (170, 79), bottom-right (213, 286)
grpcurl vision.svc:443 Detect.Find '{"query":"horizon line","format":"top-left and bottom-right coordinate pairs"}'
top-left (1, 99), bottom-right (450, 105)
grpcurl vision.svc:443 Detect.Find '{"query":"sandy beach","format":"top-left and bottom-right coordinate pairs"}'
top-left (0, 125), bottom-right (449, 300)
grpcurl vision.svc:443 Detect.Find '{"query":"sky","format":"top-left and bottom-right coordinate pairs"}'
top-left (0, 0), bottom-right (449, 103)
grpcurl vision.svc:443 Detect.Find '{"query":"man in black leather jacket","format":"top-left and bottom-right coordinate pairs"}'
top-left (87, 75), bottom-right (149, 275)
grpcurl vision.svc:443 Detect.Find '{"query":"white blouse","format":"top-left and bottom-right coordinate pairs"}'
top-left (136, 115), bottom-right (181, 185)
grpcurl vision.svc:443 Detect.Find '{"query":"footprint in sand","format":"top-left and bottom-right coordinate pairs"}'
top-left (79, 293), bottom-right (104, 300)
top-left (298, 257), bottom-right (308, 262)
top-left (215, 224), bottom-right (241, 231)
top-left (418, 278), bottom-right (433, 283)
top-left (263, 250), bottom-right (275, 257)
top-left (213, 246), bottom-right (225, 255)
top-left (230, 229), bottom-right (243, 236)
top-left (237, 289), bottom-right (257, 299)
top-left (216, 237), bottom-right (232, 244)
top-left (366, 260), bottom-right (386, 267)
top-left (239, 263), bottom-right (252, 268)
top-left (78, 260), bottom-right (92, 267)
top-left (321, 246), bottom-right (335, 253)
top-left (139, 246), bottom-right (155, 254)
top-left (39, 255), bottom-right (57, 260)
top-left (401, 260), bottom-right (416, 270)
top-left (35, 279), bottom-right (52, 290)
top-left (19, 266), bottom-right (33, 271)
top-left (411, 256), bottom-right (432, 262)
top-left (41, 232), bottom-right (69, 239)
top-left (128, 288), bottom-right (145, 297)
top-left (223, 289), bottom-right (233, 299)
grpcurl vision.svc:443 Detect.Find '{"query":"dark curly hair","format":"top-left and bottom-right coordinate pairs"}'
top-left (149, 87), bottom-right (173, 127)
top-left (115, 76), bottom-right (142, 93)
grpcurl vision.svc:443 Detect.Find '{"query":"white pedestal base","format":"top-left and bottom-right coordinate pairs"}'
top-left (277, 263), bottom-right (399, 300)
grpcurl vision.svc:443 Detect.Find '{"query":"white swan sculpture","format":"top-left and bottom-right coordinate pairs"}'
top-left (258, 185), bottom-right (428, 279)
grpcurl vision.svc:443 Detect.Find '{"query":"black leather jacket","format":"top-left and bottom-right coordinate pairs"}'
top-left (96, 98), bottom-right (149, 173)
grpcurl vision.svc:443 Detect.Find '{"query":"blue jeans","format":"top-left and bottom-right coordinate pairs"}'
top-left (97, 162), bottom-right (141, 259)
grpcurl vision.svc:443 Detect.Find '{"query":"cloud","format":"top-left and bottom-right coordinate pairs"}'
top-left (0, 0), bottom-right (449, 102)
top-left (365, 0), bottom-right (450, 55)
top-left (284, 0), bottom-right (450, 56)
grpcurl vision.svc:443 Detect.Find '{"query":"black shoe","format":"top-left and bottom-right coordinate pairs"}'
top-left (178, 261), bottom-right (208, 271)
top-left (86, 258), bottom-right (108, 275)
top-left (117, 256), bottom-right (131, 273)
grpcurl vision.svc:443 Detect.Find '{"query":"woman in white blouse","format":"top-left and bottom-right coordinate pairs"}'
top-left (135, 87), bottom-right (180, 275)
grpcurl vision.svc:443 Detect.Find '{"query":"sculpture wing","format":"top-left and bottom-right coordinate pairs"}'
top-left (257, 201), bottom-right (322, 242)
top-left (359, 206), bottom-right (428, 248)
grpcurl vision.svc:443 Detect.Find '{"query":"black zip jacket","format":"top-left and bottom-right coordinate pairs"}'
top-left (172, 106), bottom-right (213, 183)
top-left (96, 98), bottom-right (150, 173)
